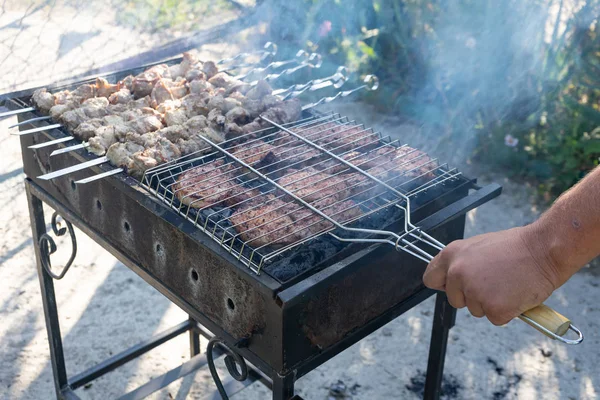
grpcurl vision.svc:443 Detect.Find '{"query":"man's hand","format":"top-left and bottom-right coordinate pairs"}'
top-left (423, 225), bottom-right (560, 326)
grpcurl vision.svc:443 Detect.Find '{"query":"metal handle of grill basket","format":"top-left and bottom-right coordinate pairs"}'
top-left (400, 240), bottom-right (583, 345)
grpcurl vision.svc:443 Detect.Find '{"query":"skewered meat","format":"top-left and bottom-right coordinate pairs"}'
top-left (228, 195), bottom-right (297, 247)
top-left (278, 167), bottom-right (349, 203)
top-left (96, 78), bottom-right (119, 98)
top-left (72, 84), bottom-right (97, 101)
top-left (109, 88), bottom-right (133, 105)
top-left (151, 78), bottom-right (175, 106)
top-left (169, 52), bottom-right (197, 79)
top-left (128, 115), bottom-right (163, 134)
top-left (259, 98), bottom-right (302, 126)
top-left (173, 159), bottom-right (236, 208)
top-left (132, 64), bottom-right (170, 98)
top-left (202, 61), bottom-right (219, 79)
top-left (208, 72), bottom-right (244, 91)
top-left (188, 79), bottom-right (213, 95)
top-left (119, 75), bottom-right (135, 91)
top-left (106, 135), bottom-right (181, 178)
top-left (246, 80), bottom-right (272, 100)
top-left (32, 89), bottom-right (55, 113)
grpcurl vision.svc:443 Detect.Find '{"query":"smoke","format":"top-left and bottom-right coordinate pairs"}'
top-left (260, 0), bottom-right (598, 165)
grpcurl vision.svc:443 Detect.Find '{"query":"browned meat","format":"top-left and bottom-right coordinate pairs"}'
top-left (208, 72), bottom-right (244, 90)
top-left (32, 89), bottom-right (55, 113)
top-left (259, 99), bottom-right (301, 126)
top-left (202, 61), bottom-right (219, 79)
top-left (387, 147), bottom-right (438, 181)
top-left (72, 84), bottom-right (97, 101)
top-left (223, 186), bottom-right (263, 208)
top-left (109, 88), bottom-right (134, 105)
top-left (278, 167), bottom-right (349, 203)
top-left (271, 143), bottom-right (322, 167)
top-left (169, 52), bottom-right (197, 79)
top-left (319, 147), bottom-right (396, 174)
top-left (246, 80), bottom-right (272, 100)
top-left (228, 196), bottom-right (296, 247)
top-left (151, 78), bottom-right (175, 106)
top-left (96, 77), bottom-right (119, 98)
top-left (132, 64), bottom-right (170, 98)
top-left (287, 198), bottom-right (363, 239)
top-left (118, 75), bottom-right (135, 91)
top-left (173, 160), bottom-right (236, 209)
top-left (230, 141), bottom-right (275, 165)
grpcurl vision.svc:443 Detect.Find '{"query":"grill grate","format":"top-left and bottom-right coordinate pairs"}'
top-left (141, 113), bottom-right (462, 273)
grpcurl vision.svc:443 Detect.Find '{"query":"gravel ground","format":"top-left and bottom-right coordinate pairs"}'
top-left (1, 2), bottom-right (599, 399)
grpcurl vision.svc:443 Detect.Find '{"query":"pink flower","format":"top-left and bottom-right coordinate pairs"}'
top-left (319, 20), bottom-right (332, 37)
top-left (504, 134), bottom-right (519, 147)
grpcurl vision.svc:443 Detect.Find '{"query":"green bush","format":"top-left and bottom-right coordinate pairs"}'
top-left (264, 0), bottom-right (600, 197)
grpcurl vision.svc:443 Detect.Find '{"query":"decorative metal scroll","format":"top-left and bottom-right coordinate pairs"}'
top-left (38, 211), bottom-right (77, 280)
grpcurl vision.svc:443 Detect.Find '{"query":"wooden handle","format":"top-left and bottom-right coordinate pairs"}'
top-left (521, 304), bottom-right (571, 338)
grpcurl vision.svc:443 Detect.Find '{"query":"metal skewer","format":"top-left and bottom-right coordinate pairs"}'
top-left (11, 123), bottom-right (63, 136)
top-left (28, 136), bottom-right (74, 149)
top-left (9, 115), bottom-right (52, 128)
top-left (37, 156), bottom-right (108, 180)
top-left (0, 107), bottom-right (35, 119)
top-left (245, 53), bottom-right (323, 87)
top-left (217, 42), bottom-right (277, 66)
top-left (236, 51), bottom-right (322, 81)
top-left (50, 143), bottom-right (88, 157)
top-left (74, 168), bottom-right (124, 184)
top-left (301, 75), bottom-right (380, 111)
top-left (274, 66), bottom-right (350, 100)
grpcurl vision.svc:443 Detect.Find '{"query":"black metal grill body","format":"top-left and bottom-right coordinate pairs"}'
top-left (5, 62), bottom-right (502, 399)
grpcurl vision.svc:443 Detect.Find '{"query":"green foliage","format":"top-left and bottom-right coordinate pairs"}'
top-left (265, 0), bottom-right (600, 197)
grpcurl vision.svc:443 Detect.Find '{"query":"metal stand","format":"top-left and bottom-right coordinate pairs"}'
top-left (424, 292), bottom-right (456, 400)
top-left (25, 181), bottom-right (451, 400)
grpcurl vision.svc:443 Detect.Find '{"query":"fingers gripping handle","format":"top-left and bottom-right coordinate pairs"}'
top-left (519, 304), bottom-right (584, 345)
top-left (390, 184), bottom-right (583, 344)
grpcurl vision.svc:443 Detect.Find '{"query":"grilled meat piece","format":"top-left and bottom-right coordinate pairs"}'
top-left (278, 167), bottom-right (349, 203)
top-left (72, 84), bottom-right (97, 101)
top-left (271, 143), bottom-right (322, 168)
top-left (230, 141), bottom-right (275, 166)
top-left (109, 88), bottom-right (134, 105)
top-left (387, 147), bottom-right (438, 181)
top-left (287, 198), bottom-right (364, 239)
top-left (96, 78), bottom-right (119, 98)
top-left (246, 80), bottom-right (272, 100)
top-left (259, 98), bottom-right (302, 126)
top-left (173, 160), bottom-right (235, 208)
top-left (228, 196), bottom-right (296, 247)
top-left (168, 52), bottom-right (197, 79)
top-left (132, 64), bottom-right (170, 98)
top-left (202, 61), bottom-right (219, 79)
top-left (32, 89), bottom-right (56, 113)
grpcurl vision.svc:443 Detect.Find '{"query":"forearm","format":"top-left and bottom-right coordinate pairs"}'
top-left (525, 165), bottom-right (600, 287)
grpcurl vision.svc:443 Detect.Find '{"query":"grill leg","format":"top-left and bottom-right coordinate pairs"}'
top-left (189, 316), bottom-right (201, 357)
top-left (423, 292), bottom-right (456, 400)
top-left (272, 372), bottom-right (295, 400)
top-left (26, 188), bottom-right (70, 399)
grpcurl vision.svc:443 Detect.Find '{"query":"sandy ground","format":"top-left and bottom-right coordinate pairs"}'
top-left (1, 2), bottom-right (600, 400)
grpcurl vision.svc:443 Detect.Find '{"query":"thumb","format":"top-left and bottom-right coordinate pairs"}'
top-left (423, 251), bottom-right (450, 290)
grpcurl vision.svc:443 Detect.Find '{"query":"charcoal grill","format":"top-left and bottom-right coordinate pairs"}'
top-left (2, 50), bottom-right (512, 400)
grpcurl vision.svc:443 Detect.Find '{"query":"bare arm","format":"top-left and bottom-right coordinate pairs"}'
top-left (422, 166), bottom-right (600, 325)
